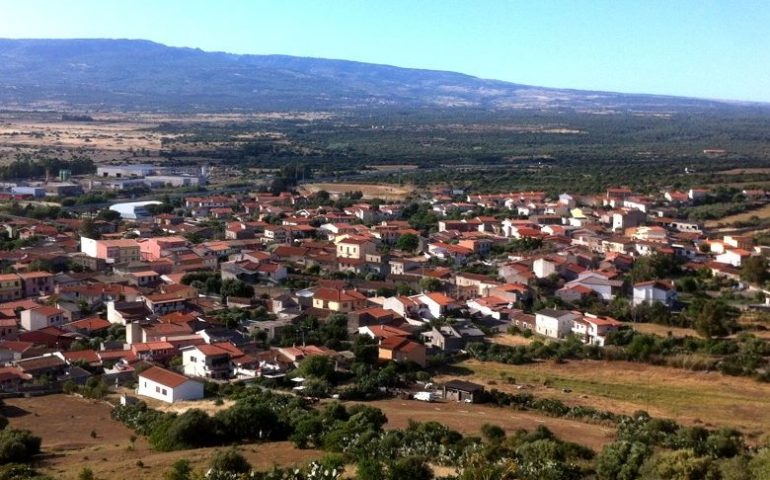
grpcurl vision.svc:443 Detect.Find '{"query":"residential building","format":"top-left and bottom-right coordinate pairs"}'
top-left (312, 288), bottom-right (367, 312)
top-left (378, 336), bottom-right (426, 367)
top-left (20, 306), bottom-right (65, 331)
top-left (414, 292), bottom-right (460, 320)
top-left (137, 366), bottom-right (204, 403)
top-left (182, 344), bottom-right (234, 379)
top-left (535, 309), bottom-right (578, 339)
top-left (80, 237), bottom-right (141, 264)
top-left (0, 274), bottom-right (22, 302)
top-left (571, 314), bottom-right (623, 346)
top-left (632, 281), bottom-right (677, 307)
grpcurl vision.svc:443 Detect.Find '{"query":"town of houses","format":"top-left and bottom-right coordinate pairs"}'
top-left (0, 176), bottom-right (767, 403)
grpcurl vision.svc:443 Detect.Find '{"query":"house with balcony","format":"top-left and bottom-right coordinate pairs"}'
top-left (571, 314), bottom-right (623, 346)
top-left (0, 274), bottom-right (22, 302)
top-left (182, 343), bottom-right (235, 379)
top-left (17, 272), bottom-right (54, 298)
top-left (144, 292), bottom-right (187, 315)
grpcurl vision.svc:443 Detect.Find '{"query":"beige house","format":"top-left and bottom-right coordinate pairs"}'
top-left (312, 288), bottom-right (368, 312)
top-left (335, 236), bottom-right (377, 260)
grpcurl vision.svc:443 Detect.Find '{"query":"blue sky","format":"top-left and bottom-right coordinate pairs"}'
top-left (1, 0), bottom-right (769, 102)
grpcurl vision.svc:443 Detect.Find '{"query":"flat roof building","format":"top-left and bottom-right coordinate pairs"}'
top-left (109, 201), bottom-right (162, 220)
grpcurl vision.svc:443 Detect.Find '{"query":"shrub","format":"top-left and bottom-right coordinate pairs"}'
top-left (209, 448), bottom-right (251, 474)
top-left (0, 429), bottom-right (41, 464)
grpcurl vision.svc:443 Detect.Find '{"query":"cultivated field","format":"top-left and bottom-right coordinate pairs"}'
top-left (3, 395), bottom-right (323, 480)
top-left (299, 182), bottom-right (414, 201)
top-left (439, 359), bottom-right (770, 441)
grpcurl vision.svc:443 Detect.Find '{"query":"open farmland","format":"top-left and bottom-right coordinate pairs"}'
top-left (0, 116), bottom-right (166, 165)
top-left (439, 359), bottom-right (770, 441)
top-left (3, 394), bottom-right (323, 480)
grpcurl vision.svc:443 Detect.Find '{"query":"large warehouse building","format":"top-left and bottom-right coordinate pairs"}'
top-left (109, 201), bottom-right (162, 220)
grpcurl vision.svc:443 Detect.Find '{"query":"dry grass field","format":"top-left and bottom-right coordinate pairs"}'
top-left (368, 164), bottom-right (420, 171)
top-left (705, 203), bottom-right (770, 228)
top-left (622, 321), bottom-right (701, 338)
top-left (0, 111), bottom-right (333, 166)
top-left (719, 168), bottom-right (770, 175)
top-left (3, 392), bottom-right (615, 479)
top-left (0, 117), bottom-right (167, 165)
top-left (440, 359), bottom-right (770, 441)
top-left (299, 182), bottom-right (414, 201)
top-left (3, 395), bottom-right (323, 480)
top-left (356, 398), bottom-right (615, 451)
top-left (490, 333), bottom-right (537, 347)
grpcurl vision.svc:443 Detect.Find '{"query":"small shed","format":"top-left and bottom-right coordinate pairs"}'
top-left (442, 379), bottom-right (485, 403)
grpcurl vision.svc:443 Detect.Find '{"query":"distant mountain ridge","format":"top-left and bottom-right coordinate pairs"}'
top-left (0, 38), bottom-right (749, 112)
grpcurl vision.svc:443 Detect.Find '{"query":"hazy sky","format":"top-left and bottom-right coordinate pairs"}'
top-left (1, 0), bottom-right (769, 102)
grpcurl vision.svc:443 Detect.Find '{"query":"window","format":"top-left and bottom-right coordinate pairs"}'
top-left (190, 356), bottom-right (197, 363)
top-left (162, 388), bottom-right (167, 395)
top-left (155, 386), bottom-right (160, 393)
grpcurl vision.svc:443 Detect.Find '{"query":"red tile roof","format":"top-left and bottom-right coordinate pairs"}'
top-left (139, 366), bottom-right (193, 388)
top-left (64, 316), bottom-right (112, 331)
top-left (423, 292), bottom-right (457, 306)
top-left (62, 349), bottom-right (101, 364)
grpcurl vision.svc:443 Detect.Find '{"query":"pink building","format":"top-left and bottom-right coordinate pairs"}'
top-left (138, 236), bottom-right (187, 261)
top-left (81, 238), bottom-right (140, 264)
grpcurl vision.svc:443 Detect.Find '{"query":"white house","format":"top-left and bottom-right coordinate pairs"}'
top-left (137, 366), bottom-right (204, 403)
top-left (20, 306), bottom-right (65, 331)
top-left (414, 292), bottom-right (459, 320)
top-left (562, 271), bottom-right (622, 301)
top-left (382, 296), bottom-right (420, 319)
top-left (256, 262), bottom-right (288, 283)
top-left (182, 344), bottom-right (233, 379)
top-left (571, 314), bottom-right (623, 346)
top-left (632, 281), bottom-right (677, 307)
top-left (715, 249), bottom-right (752, 267)
top-left (535, 309), bottom-right (578, 339)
